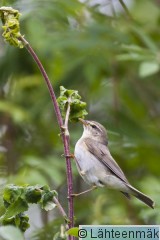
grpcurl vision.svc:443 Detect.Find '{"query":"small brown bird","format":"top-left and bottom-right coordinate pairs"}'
top-left (74, 119), bottom-right (154, 209)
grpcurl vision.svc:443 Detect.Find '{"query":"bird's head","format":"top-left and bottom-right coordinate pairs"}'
top-left (79, 118), bottom-right (108, 145)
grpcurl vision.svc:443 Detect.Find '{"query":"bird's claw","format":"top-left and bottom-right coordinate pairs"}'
top-left (61, 153), bottom-right (75, 159)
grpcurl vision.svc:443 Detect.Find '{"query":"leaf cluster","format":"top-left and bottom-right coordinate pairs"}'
top-left (1, 184), bottom-right (57, 232)
top-left (0, 7), bottom-right (23, 48)
top-left (57, 86), bottom-right (88, 122)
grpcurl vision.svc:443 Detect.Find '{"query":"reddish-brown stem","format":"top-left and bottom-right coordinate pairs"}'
top-left (53, 196), bottom-right (68, 219)
top-left (19, 36), bottom-right (74, 237)
top-left (53, 196), bottom-right (69, 229)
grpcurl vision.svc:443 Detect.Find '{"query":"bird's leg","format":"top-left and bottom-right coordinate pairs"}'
top-left (71, 185), bottom-right (97, 197)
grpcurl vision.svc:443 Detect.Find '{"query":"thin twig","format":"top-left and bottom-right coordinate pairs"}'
top-left (64, 97), bottom-right (71, 137)
top-left (53, 196), bottom-right (68, 219)
top-left (19, 36), bottom-right (74, 238)
top-left (53, 196), bottom-right (69, 229)
top-left (19, 37), bottom-right (63, 127)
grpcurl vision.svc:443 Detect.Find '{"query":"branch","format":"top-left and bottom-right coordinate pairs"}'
top-left (19, 36), bottom-right (74, 237)
top-left (19, 37), bottom-right (63, 127)
top-left (53, 196), bottom-right (67, 219)
top-left (53, 196), bottom-right (70, 230)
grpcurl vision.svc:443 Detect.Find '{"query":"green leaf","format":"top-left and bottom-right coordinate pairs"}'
top-left (2, 198), bottom-right (28, 220)
top-left (18, 214), bottom-right (30, 232)
top-left (25, 186), bottom-right (42, 203)
top-left (67, 227), bottom-right (79, 237)
top-left (2, 214), bottom-right (30, 232)
top-left (43, 201), bottom-right (56, 211)
top-left (0, 226), bottom-right (25, 240)
top-left (3, 185), bottom-right (24, 204)
top-left (139, 61), bottom-right (159, 78)
top-left (40, 190), bottom-right (57, 211)
top-left (2, 217), bottom-right (15, 226)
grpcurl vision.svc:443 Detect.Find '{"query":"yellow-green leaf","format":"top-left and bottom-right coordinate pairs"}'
top-left (67, 227), bottom-right (79, 237)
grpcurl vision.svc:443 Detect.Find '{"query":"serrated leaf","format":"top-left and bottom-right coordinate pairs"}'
top-left (25, 186), bottom-right (42, 203)
top-left (40, 185), bottom-right (50, 191)
top-left (40, 190), bottom-right (57, 210)
top-left (18, 213), bottom-right (30, 232)
top-left (139, 61), bottom-right (159, 78)
top-left (0, 226), bottom-right (25, 240)
top-left (67, 227), bottom-right (79, 237)
top-left (2, 197), bottom-right (28, 220)
top-left (3, 185), bottom-right (24, 204)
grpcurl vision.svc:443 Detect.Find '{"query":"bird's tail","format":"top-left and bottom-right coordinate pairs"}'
top-left (128, 184), bottom-right (155, 209)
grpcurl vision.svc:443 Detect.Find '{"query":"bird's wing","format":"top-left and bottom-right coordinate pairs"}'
top-left (84, 138), bottom-right (129, 184)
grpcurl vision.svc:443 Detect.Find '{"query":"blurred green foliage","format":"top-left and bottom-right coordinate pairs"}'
top-left (0, 0), bottom-right (160, 239)
top-left (0, 225), bottom-right (25, 240)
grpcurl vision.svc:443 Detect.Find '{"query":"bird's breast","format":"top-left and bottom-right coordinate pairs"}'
top-left (74, 138), bottom-right (108, 186)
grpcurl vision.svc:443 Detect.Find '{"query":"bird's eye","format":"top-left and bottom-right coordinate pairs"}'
top-left (91, 124), bottom-right (97, 129)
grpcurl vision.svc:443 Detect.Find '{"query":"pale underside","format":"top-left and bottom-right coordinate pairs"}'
top-left (74, 137), bottom-right (130, 193)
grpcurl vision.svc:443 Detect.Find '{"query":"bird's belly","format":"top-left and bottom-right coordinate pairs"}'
top-left (74, 143), bottom-right (107, 187)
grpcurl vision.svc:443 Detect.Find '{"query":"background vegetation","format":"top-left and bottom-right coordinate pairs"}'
top-left (0, 0), bottom-right (160, 239)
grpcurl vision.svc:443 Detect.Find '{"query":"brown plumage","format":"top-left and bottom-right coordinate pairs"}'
top-left (74, 119), bottom-right (155, 209)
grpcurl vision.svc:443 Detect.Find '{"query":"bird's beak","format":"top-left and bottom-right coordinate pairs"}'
top-left (78, 118), bottom-right (88, 126)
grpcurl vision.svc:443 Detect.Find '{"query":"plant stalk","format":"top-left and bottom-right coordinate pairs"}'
top-left (53, 196), bottom-right (69, 228)
top-left (19, 36), bottom-right (74, 237)
top-left (64, 97), bottom-right (71, 137)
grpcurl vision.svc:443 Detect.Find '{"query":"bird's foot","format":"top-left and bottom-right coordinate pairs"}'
top-left (80, 170), bottom-right (86, 176)
top-left (69, 186), bottom-right (97, 198)
top-left (61, 153), bottom-right (75, 159)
